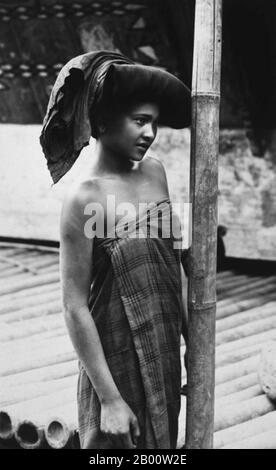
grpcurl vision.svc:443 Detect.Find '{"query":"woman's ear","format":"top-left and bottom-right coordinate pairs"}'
top-left (99, 124), bottom-right (106, 134)
top-left (97, 114), bottom-right (107, 135)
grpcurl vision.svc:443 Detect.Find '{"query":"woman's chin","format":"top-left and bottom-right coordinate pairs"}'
top-left (132, 155), bottom-right (145, 161)
top-left (132, 150), bottom-right (147, 161)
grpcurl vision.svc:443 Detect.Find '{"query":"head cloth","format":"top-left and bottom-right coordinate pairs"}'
top-left (40, 51), bottom-right (190, 184)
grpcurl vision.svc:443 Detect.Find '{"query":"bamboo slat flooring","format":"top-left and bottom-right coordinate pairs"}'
top-left (0, 242), bottom-right (275, 449)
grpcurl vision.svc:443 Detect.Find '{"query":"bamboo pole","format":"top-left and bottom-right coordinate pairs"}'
top-left (214, 411), bottom-right (276, 448)
top-left (214, 395), bottom-right (275, 432)
top-left (0, 261), bottom-right (57, 282)
top-left (12, 401), bottom-right (78, 449)
top-left (0, 289), bottom-right (61, 315)
top-left (0, 314), bottom-right (65, 342)
top-left (45, 418), bottom-right (73, 449)
top-left (6, 252), bottom-right (47, 264)
top-left (216, 275), bottom-right (263, 293)
top-left (217, 273), bottom-right (246, 286)
top-left (0, 252), bottom-right (42, 268)
top-left (0, 267), bottom-right (25, 278)
top-left (217, 276), bottom-right (276, 299)
top-left (215, 383), bottom-right (262, 406)
top-left (0, 282), bottom-right (60, 304)
top-left (0, 271), bottom-right (38, 284)
top-left (26, 258), bottom-right (59, 270)
top-left (0, 329), bottom-right (67, 357)
top-left (0, 360), bottom-right (78, 388)
top-left (43, 265), bottom-right (60, 274)
top-left (216, 299), bottom-right (276, 332)
top-left (14, 421), bottom-right (46, 449)
top-left (215, 372), bottom-right (258, 397)
top-left (215, 356), bottom-right (258, 385)
top-left (44, 402), bottom-right (78, 449)
top-left (185, 0), bottom-right (222, 448)
top-left (9, 405), bottom-right (76, 449)
top-left (221, 427), bottom-right (276, 449)
top-left (1, 387), bottom-right (76, 425)
top-left (216, 328), bottom-right (276, 355)
top-left (0, 412), bottom-right (15, 440)
top-left (216, 310), bottom-right (276, 345)
top-left (0, 299), bottom-right (62, 324)
top-left (0, 242), bottom-right (59, 254)
top-left (0, 343), bottom-right (75, 377)
top-left (217, 285), bottom-right (276, 306)
top-left (216, 292), bottom-right (276, 320)
top-left (220, 276), bottom-right (276, 297)
top-left (217, 275), bottom-right (265, 293)
top-left (215, 270), bottom-right (235, 280)
top-left (217, 341), bottom-right (267, 366)
top-left (0, 247), bottom-right (27, 257)
top-left (0, 271), bottom-right (60, 296)
top-left (0, 253), bottom-right (34, 266)
top-left (1, 375), bottom-right (77, 407)
top-left (217, 272), bottom-right (237, 283)
top-left (216, 285), bottom-right (276, 313)
top-left (216, 346), bottom-right (261, 368)
top-left (6, 251), bottom-right (41, 261)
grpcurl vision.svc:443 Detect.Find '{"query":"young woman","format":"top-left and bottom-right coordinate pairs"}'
top-left (40, 51), bottom-right (190, 449)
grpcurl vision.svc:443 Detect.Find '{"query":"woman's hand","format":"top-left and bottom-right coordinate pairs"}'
top-left (100, 397), bottom-right (140, 449)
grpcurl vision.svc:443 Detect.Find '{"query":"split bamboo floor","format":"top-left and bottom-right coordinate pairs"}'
top-left (0, 242), bottom-right (275, 449)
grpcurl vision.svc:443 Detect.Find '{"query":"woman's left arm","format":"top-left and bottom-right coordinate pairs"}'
top-left (146, 155), bottom-right (189, 345)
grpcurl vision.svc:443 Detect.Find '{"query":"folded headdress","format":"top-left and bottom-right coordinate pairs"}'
top-left (40, 50), bottom-right (191, 184)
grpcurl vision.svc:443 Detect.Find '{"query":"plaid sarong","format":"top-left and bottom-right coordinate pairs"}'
top-left (77, 199), bottom-right (184, 449)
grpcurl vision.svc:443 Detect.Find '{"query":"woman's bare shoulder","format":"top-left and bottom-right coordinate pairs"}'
top-left (60, 178), bottom-right (104, 235)
top-left (63, 178), bottom-right (104, 210)
top-left (142, 155), bottom-right (165, 172)
top-left (142, 155), bottom-right (168, 184)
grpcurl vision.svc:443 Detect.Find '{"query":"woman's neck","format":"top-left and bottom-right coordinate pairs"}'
top-left (90, 141), bottom-right (138, 177)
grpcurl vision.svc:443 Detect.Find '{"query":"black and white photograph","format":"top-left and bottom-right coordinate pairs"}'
top-left (0, 0), bottom-right (276, 456)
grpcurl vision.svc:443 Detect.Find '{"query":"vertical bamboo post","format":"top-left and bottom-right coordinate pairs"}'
top-left (185, 0), bottom-right (222, 448)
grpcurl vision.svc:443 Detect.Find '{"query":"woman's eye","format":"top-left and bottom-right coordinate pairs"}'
top-left (134, 118), bottom-right (146, 125)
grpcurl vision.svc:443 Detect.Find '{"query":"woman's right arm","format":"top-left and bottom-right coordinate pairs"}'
top-left (60, 182), bottom-right (140, 448)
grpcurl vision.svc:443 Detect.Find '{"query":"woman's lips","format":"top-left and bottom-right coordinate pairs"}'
top-left (136, 144), bottom-right (148, 151)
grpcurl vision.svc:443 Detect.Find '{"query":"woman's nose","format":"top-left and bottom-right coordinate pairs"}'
top-left (143, 123), bottom-right (156, 140)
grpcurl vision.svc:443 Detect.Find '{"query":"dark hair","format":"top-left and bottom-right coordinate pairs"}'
top-left (89, 97), bottom-right (120, 139)
top-left (89, 93), bottom-right (160, 139)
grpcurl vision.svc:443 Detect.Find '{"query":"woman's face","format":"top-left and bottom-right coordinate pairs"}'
top-left (100, 102), bottom-right (160, 162)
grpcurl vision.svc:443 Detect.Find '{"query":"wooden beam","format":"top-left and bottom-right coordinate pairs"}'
top-left (185, 0), bottom-right (222, 448)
